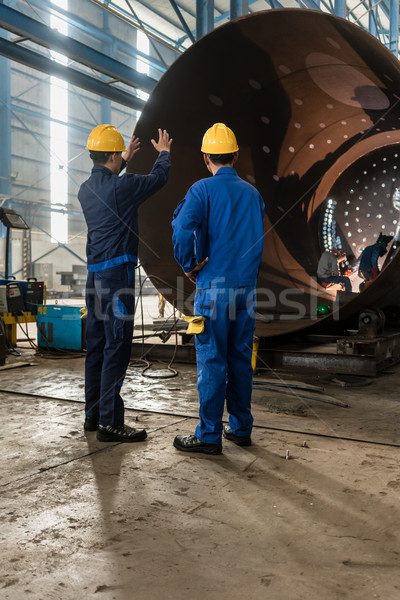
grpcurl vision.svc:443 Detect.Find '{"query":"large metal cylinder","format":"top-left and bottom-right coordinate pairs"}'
top-left (132, 9), bottom-right (400, 337)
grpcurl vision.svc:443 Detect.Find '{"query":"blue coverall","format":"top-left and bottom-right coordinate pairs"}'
top-left (78, 152), bottom-right (170, 426)
top-left (172, 167), bottom-right (265, 443)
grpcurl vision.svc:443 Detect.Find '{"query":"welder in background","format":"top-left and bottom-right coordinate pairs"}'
top-left (172, 123), bottom-right (265, 455)
top-left (317, 247), bottom-right (352, 291)
top-left (79, 124), bottom-right (172, 443)
top-left (358, 232), bottom-right (393, 284)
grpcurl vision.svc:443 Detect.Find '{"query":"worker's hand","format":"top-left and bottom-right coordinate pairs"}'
top-left (151, 129), bottom-right (173, 153)
top-left (371, 267), bottom-right (380, 279)
top-left (185, 257), bottom-right (209, 284)
top-left (123, 135), bottom-right (141, 163)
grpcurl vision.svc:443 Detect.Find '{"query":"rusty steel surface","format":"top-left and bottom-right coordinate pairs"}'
top-left (131, 8), bottom-right (400, 338)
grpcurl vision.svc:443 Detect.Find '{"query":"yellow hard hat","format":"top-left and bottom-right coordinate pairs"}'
top-left (86, 124), bottom-right (126, 152)
top-left (201, 123), bottom-right (239, 154)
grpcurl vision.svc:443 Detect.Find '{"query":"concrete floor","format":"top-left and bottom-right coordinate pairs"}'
top-left (1, 345), bottom-right (400, 600)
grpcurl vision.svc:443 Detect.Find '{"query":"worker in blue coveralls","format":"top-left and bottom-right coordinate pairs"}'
top-left (358, 232), bottom-right (393, 284)
top-left (172, 123), bottom-right (265, 455)
top-left (79, 124), bottom-right (172, 443)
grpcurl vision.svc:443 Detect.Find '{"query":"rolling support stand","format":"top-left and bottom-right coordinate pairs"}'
top-left (254, 308), bottom-right (400, 377)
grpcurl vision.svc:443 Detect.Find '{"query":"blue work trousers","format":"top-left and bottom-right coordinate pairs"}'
top-left (194, 286), bottom-right (256, 444)
top-left (85, 263), bottom-right (135, 426)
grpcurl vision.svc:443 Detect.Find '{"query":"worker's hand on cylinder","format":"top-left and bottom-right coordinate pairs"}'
top-left (123, 135), bottom-right (141, 163)
top-left (151, 129), bottom-right (173, 153)
top-left (185, 257), bottom-right (209, 284)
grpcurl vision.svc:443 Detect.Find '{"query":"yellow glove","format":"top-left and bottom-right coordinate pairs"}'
top-left (182, 314), bottom-right (205, 335)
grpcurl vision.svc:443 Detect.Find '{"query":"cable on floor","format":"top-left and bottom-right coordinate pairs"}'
top-left (130, 266), bottom-right (180, 379)
top-left (0, 387), bottom-right (399, 449)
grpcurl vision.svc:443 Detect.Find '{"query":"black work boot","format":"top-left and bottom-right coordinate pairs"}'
top-left (97, 424), bottom-right (147, 443)
top-left (173, 434), bottom-right (222, 455)
top-left (84, 418), bottom-right (99, 431)
top-left (223, 425), bottom-right (252, 446)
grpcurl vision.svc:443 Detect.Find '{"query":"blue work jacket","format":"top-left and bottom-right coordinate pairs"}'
top-left (359, 243), bottom-right (381, 271)
top-left (78, 151), bottom-right (170, 271)
top-left (172, 167), bottom-right (265, 288)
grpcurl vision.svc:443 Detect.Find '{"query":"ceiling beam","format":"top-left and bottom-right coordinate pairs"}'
top-left (22, 0), bottom-right (168, 74)
top-left (0, 38), bottom-right (145, 110)
top-left (0, 4), bottom-right (157, 92)
top-left (168, 0), bottom-right (196, 43)
top-left (88, 0), bottom-right (185, 52)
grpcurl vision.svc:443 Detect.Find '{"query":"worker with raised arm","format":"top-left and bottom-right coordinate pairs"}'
top-left (79, 124), bottom-right (172, 443)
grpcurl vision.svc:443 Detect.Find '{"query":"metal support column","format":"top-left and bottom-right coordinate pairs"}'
top-left (22, 228), bottom-right (31, 279)
top-left (5, 228), bottom-right (10, 279)
top-left (334, 0), bottom-right (346, 18)
top-left (230, 0), bottom-right (249, 20)
top-left (0, 52), bottom-right (11, 204)
top-left (100, 98), bottom-right (111, 124)
top-left (101, 11), bottom-right (112, 124)
top-left (169, 0), bottom-right (196, 44)
top-left (390, 0), bottom-right (399, 57)
top-left (196, 0), bottom-right (214, 40)
top-left (368, 0), bottom-right (377, 38)
top-left (0, 36), bottom-right (12, 276)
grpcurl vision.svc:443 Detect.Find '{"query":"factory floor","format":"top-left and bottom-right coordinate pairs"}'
top-left (1, 341), bottom-right (400, 599)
